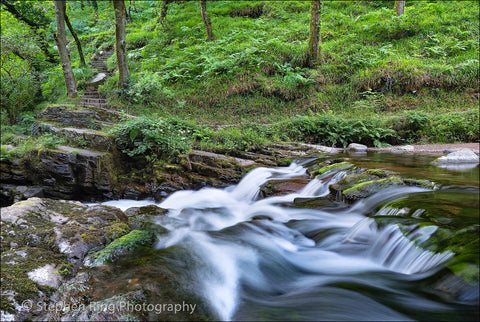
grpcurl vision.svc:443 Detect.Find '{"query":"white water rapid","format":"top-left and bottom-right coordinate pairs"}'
top-left (132, 162), bottom-right (456, 321)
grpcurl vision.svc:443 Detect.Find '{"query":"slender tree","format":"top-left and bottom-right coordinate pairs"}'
top-left (90, 0), bottom-right (98, 13)
top-left (0, 0), bottom-right (58, 63)
top-left (394, 0), bottom-right (406, 16)
top-left (53, 0), bottom-right (77, 97)
top-left (113, 0), bottom-right (129, 89)
top-left (305, 0), bottom-right (322, 67)
top-left (158, 0), bottom-right (172, 25)
top-left (64, 11), bottom-right (86, 67)
top-left (200, 0), bottom-right (215, 41)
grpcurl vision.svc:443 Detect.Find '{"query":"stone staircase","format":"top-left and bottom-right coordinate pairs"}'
top-left (80, 49), bottom-right (114, 109)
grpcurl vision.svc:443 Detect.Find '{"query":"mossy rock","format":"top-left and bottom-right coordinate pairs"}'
top-left (403, 178), bottom-right (437, 190)
top-left (85, 230), bottom-right (155, 267)
top-left (0, 198), bottom-right (136, 319)
top-left (292, 196), bottom-right (339, 209)
top-left (343, 176), bottom-right (403, 201)
top-left (1, 247), bottom-right (70, 315)
top-left (309, 159), bottom-right (355, 177)
top-left (125, 205), bottom-right (169, 231)
top-left (364, 169), bottom-right (390, 178)
top-left (329, 171), bottom-right (386, 197)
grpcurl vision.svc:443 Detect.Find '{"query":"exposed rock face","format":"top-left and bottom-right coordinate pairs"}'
top-left (1, 139), bottom-right (337, 206)
top-left (0, 197), bottom-right (210, 322)
top-left (1, 147), bottom-right (115, 201)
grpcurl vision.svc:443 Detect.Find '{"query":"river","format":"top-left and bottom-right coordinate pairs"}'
top-left (96, 152), bottom-right (479, 321)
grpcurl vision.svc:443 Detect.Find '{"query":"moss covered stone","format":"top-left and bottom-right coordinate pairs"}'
top-left (312, 161), bottom-right (355, 177)
top-left (85, 230), bottom-right (155, 267)
top-left (0, 198), bottom-right (135, 319)
top-left (1, 247), bottom-right (69, 314)
top-left (343, 176), bottom-right (403, 200)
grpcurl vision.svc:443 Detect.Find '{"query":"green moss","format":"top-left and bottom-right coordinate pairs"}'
top-left (1, 247), bottom-right (70, 311)
top-left (365, 169), bottom-right (390, 178)
top-left (91, 230), bottom-right (155, 265)
top-left (106, 222), bottom-right (131, 241)
top-left (314, 161), bottom-right (354, 177)
top-left (448, 263), bottom-right (479, 285)
top-left (343, 176), bottom-right (403, 200)
top-left (330, 172), bottom-right (378, 194)
top-left (403, 178), bottom-right (437, 189)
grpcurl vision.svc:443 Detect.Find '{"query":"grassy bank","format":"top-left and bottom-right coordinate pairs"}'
top-left (1, 1), bottom-right (478, 155)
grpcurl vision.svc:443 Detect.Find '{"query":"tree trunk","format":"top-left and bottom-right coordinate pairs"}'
top-left (113, 0), bottom-right (129, 89)
top-left (90, 0), bottom-right (98, 13)
top-left (54, 0), bottom-right (77, 98)
top-left (306, 0), bottom-right (322, 67)
top-left (64, 12), bottom-right (86, 67)
top-left (0, 0), bottom-right (58, 64)
top-left (158, 0), bottom-right (171, 25)
top-left (200, 0), bottom-right (215, 41)
top-left (394, 0), bottom-right (406, 16)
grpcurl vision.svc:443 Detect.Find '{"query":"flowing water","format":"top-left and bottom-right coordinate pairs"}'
top-left (96, 153), bottom-right (479, 321)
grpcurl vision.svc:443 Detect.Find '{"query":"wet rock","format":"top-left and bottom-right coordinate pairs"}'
top-left (432, 148), bottom-right (479, 164)
top-left (308, 159), bottom-right (355, 177)
top-left (84, 230), bottom-right (155, 267)
top-left (3, 147), bottom-right (115, 201)
top-left (347, 143), bottom-right (367, 152)
top-left (0, 184), bottom-right (44, 206)
top-left (260, 177), bottom-right (310, 198)
top-left (0, 198), bottom-right (135, 320)
top-left (125, 205), bottom-right (168, 230)
top-left (293, 196), bottom-right (338, 209)
top-left (342, 176), bottom-right (403, 200)
top-left (329, 169), bottom-right (437, 202)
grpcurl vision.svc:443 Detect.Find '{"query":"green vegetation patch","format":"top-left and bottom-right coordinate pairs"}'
top-left (314, 161), bottom-right (355, 177)
top-left (89, 230), bottom-right (155, 266)
top-left (1, 247), bottom-right (69, 313)
top-left (343, 176), bottom-right (403, 200)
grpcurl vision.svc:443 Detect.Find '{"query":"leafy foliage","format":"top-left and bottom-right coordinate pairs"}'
top-left (109, 116), bottom-right (194, 160)
top-left (277, 112), bottom-right (397, 148)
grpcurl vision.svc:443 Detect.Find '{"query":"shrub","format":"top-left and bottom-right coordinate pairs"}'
top-left (109, 116), bottom-right (194, 160)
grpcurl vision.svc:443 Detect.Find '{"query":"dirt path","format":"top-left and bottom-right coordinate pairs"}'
top-left (368, 143), bottom-right (479, 155)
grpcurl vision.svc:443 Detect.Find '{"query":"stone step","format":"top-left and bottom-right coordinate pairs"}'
top-left (82, 94), bottom-right (102, 98)
top-left (80, 103), bottom-right (107, 109)
top-left (81, 98), bottom-right (107, 104)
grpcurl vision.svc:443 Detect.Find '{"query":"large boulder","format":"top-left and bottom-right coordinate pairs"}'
top-left (0, 198), bottom-right (131, 321)
top-left (432, 148), bottom-right (479, 164)
top-left (347, 143), bottom-right (368, 152)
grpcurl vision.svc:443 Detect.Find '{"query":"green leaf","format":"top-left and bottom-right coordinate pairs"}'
top-left (130, 128), bottom-right (140, 141)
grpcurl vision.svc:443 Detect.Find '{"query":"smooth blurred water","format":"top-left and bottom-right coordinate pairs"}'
top-left (98, 155), bottom-right (479, 321)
